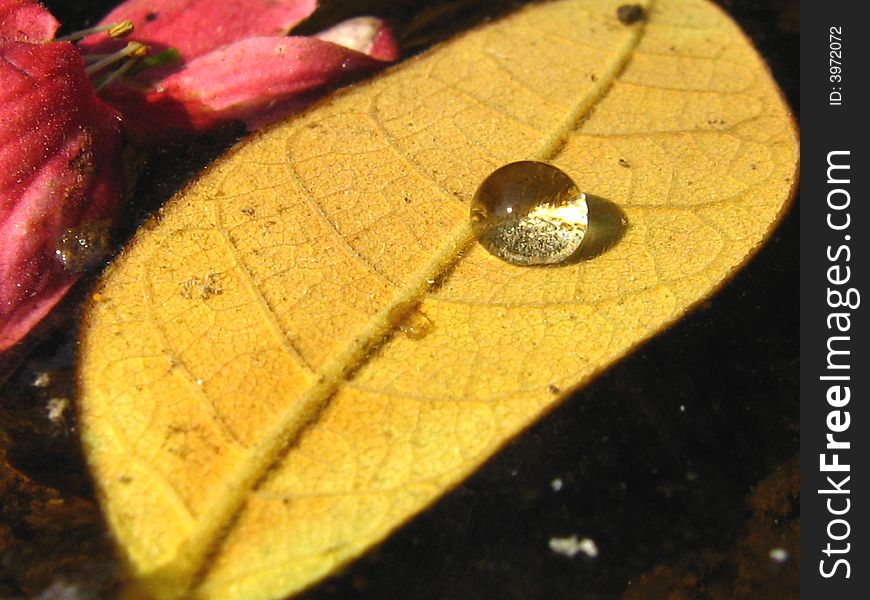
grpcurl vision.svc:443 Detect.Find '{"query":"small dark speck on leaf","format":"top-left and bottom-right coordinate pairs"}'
top-left (617, 4), bottom-right (646, 25)
top-left (548, 384), bottom-right (561, 395)
top-left (618, 158), bottom-right (631, 168)
top-left (241, 206), bottom-right (255, 216)
top-left (145, 11), bottom-right (158, 22)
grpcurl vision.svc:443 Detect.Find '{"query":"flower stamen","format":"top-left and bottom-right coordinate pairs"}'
top-left (85, 41), bottom-right (149, 77)
top-left (58, 19), bottom-right (135, 42)
top-left (82, 53), bottom-right (114, 64)
top-left (79, 42), bottom-right (179, 91)
top-left (94, 55), bottom-right (138, 91)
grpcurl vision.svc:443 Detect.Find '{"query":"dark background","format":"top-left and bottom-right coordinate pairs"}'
top-left (1, 1), bottom-right (798, 598)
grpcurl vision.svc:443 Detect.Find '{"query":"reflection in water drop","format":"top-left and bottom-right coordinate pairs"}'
top-left (470, 161), bottom-right (588, 266)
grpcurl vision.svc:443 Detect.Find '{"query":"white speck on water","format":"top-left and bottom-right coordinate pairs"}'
top-left (769, 547), bottom-right (789, 563)
top-left (679, 404), bottom-right (686, 412)
top-left (551, 477), bottom-right (564, 492)
top-left (549, 535), bottom-right (598, 558)
top-left (32, 372), bottom-right (52, 388)
top-left (46, 397), bottom-right (69, 423)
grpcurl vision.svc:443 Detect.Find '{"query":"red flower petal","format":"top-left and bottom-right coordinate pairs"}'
top-left (97, 19), bottom-right (397, 135)
top-left (0, 40), bottom-right (124, 352)
top-left (80, 0), bottom-right (317, 62)
top-left (0, 0), bottom-right (58, 43)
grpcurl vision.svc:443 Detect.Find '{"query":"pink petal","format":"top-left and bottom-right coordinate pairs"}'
top-left (97, 24), bottom-right (397, 135)
top-left (0, 40), bottom-right (124, 352)
top-left (79, 0), bottom-right (317, 62)
top-left (314, 16), bottom-right (399, 61)
top-left (0, 0), bottom-right (58, 43)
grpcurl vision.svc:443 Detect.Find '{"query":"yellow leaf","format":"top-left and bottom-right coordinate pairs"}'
top-left (76, 0), bottom-right (797, 598)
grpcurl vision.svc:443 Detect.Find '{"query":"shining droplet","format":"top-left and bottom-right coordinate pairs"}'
top-left (399, 309), bottom-right (433, 340)
top-left (387, 300), bottom-right (433, 340)
top-left (471, 161), bottom-right (588, 265)
top-left (54, 219), bottom-right (112, 273)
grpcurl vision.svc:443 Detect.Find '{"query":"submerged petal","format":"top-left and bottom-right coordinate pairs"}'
top-left (0, 40), bottom-right (124, 351)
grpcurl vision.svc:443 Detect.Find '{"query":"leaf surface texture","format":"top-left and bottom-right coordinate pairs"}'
top-left (77, 0), bottom-right (798, 598)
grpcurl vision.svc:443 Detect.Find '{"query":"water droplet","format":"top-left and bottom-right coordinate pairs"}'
top-left (471, 161), bottom-right (588, 265)
top-left (400, 309), bottom-right (433, 340)
top-left (54, 219), bottom-right (112, 273)
top-left (387, 300), bottom-right (433, 340)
